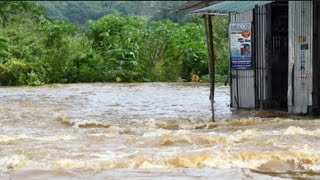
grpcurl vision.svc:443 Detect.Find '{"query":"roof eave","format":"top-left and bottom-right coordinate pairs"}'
top-left (175, 1), bottom-right (223, 13)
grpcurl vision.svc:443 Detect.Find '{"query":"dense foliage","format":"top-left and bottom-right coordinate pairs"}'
top-left (0, 1), bottom-right (229, 85)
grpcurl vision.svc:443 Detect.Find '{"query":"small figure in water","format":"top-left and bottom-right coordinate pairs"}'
top-left (192, 74), bottom-right (200, 82)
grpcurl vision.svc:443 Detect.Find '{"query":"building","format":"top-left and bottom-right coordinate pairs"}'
top-left (178, 1), bottom-right (320, 115)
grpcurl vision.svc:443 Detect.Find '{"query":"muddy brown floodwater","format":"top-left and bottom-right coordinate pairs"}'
top-left (1, 82), bottom-right (320, 179)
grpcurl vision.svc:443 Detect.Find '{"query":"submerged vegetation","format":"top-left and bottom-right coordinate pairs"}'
top-left (0, 1), bottom-right (229, 85)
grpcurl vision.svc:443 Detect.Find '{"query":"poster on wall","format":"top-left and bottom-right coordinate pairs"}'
top-left (299, 36), bottom-right (308, 79)
top-left (229, 22), bottom-right (252, 70)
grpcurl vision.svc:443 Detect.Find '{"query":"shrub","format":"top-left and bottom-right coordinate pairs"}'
top-left (0, 58), bottom-right (44, 85)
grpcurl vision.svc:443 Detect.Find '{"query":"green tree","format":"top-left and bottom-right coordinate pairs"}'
top-left (64, 35), bottom-right (104, 83)
top-left (176, 22), bottom-right (208, 80)
top-left (40, 19), bottom-right (76, 83)
top-left (87, 13), bottom-right (147, 82)
top-left (0, 1), bottom-right (43, 27)
top-left (0, 2), bottom-right (230, 85)
top-left (0, 35), bottom-right (9, 59)
top-left (140, 20), bottom-right (180, 81)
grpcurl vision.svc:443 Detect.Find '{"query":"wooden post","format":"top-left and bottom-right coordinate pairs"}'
top-left (204, 14), bottom-right (215, 122)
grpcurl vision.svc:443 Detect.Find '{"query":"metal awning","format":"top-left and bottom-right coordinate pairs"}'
top-left (192, 1), bottom-right (274, 15)
top-left (175, 1), bottom-right (222, 13)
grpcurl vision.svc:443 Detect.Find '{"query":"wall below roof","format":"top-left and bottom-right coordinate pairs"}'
top-left (288, 1), bottom-right (313, 114)
top-left (230, 10), bottom-right (256, 108)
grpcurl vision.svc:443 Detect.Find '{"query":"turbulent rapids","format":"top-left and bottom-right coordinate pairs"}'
top-left (1, 83), bottom-right (320, 179)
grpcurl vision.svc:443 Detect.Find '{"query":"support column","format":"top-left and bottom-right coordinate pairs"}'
top-left (204, 14), bottom-right (215, 121)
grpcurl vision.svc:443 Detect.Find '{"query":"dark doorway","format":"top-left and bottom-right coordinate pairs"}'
top-left (267, 1), bottom-right (288, 109)
top-left (312, 1), bottom-right (320, 113)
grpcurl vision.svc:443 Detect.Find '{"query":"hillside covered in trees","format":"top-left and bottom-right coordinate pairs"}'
top-left (0, 1), bottom-right (229, 85)
top-left (39, 1), bottom-right (189, 25)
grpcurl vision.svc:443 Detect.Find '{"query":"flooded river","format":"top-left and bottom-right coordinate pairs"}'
top-left (1, 83), bottom-right (320, 179)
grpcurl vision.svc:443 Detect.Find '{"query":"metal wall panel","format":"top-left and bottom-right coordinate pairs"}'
top-left (230, 10), bottom-right (253, 22)
top-left (288, 1), bottom-right (313, 114)
top-left (230, 10), bottom-right (256, 108)
top-left (254, 5), bottom-right (269, 107)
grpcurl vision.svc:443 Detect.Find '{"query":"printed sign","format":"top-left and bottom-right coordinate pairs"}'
top-left (300, 43), bottom-right (308, 78)
top-left (229, 22), bottom-right (252, 70)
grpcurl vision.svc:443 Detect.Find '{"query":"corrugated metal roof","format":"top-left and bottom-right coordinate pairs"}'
top-left (175, 1), bottom-right (222, 13)
top-left (192, 1), bottom-right (274, 15)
